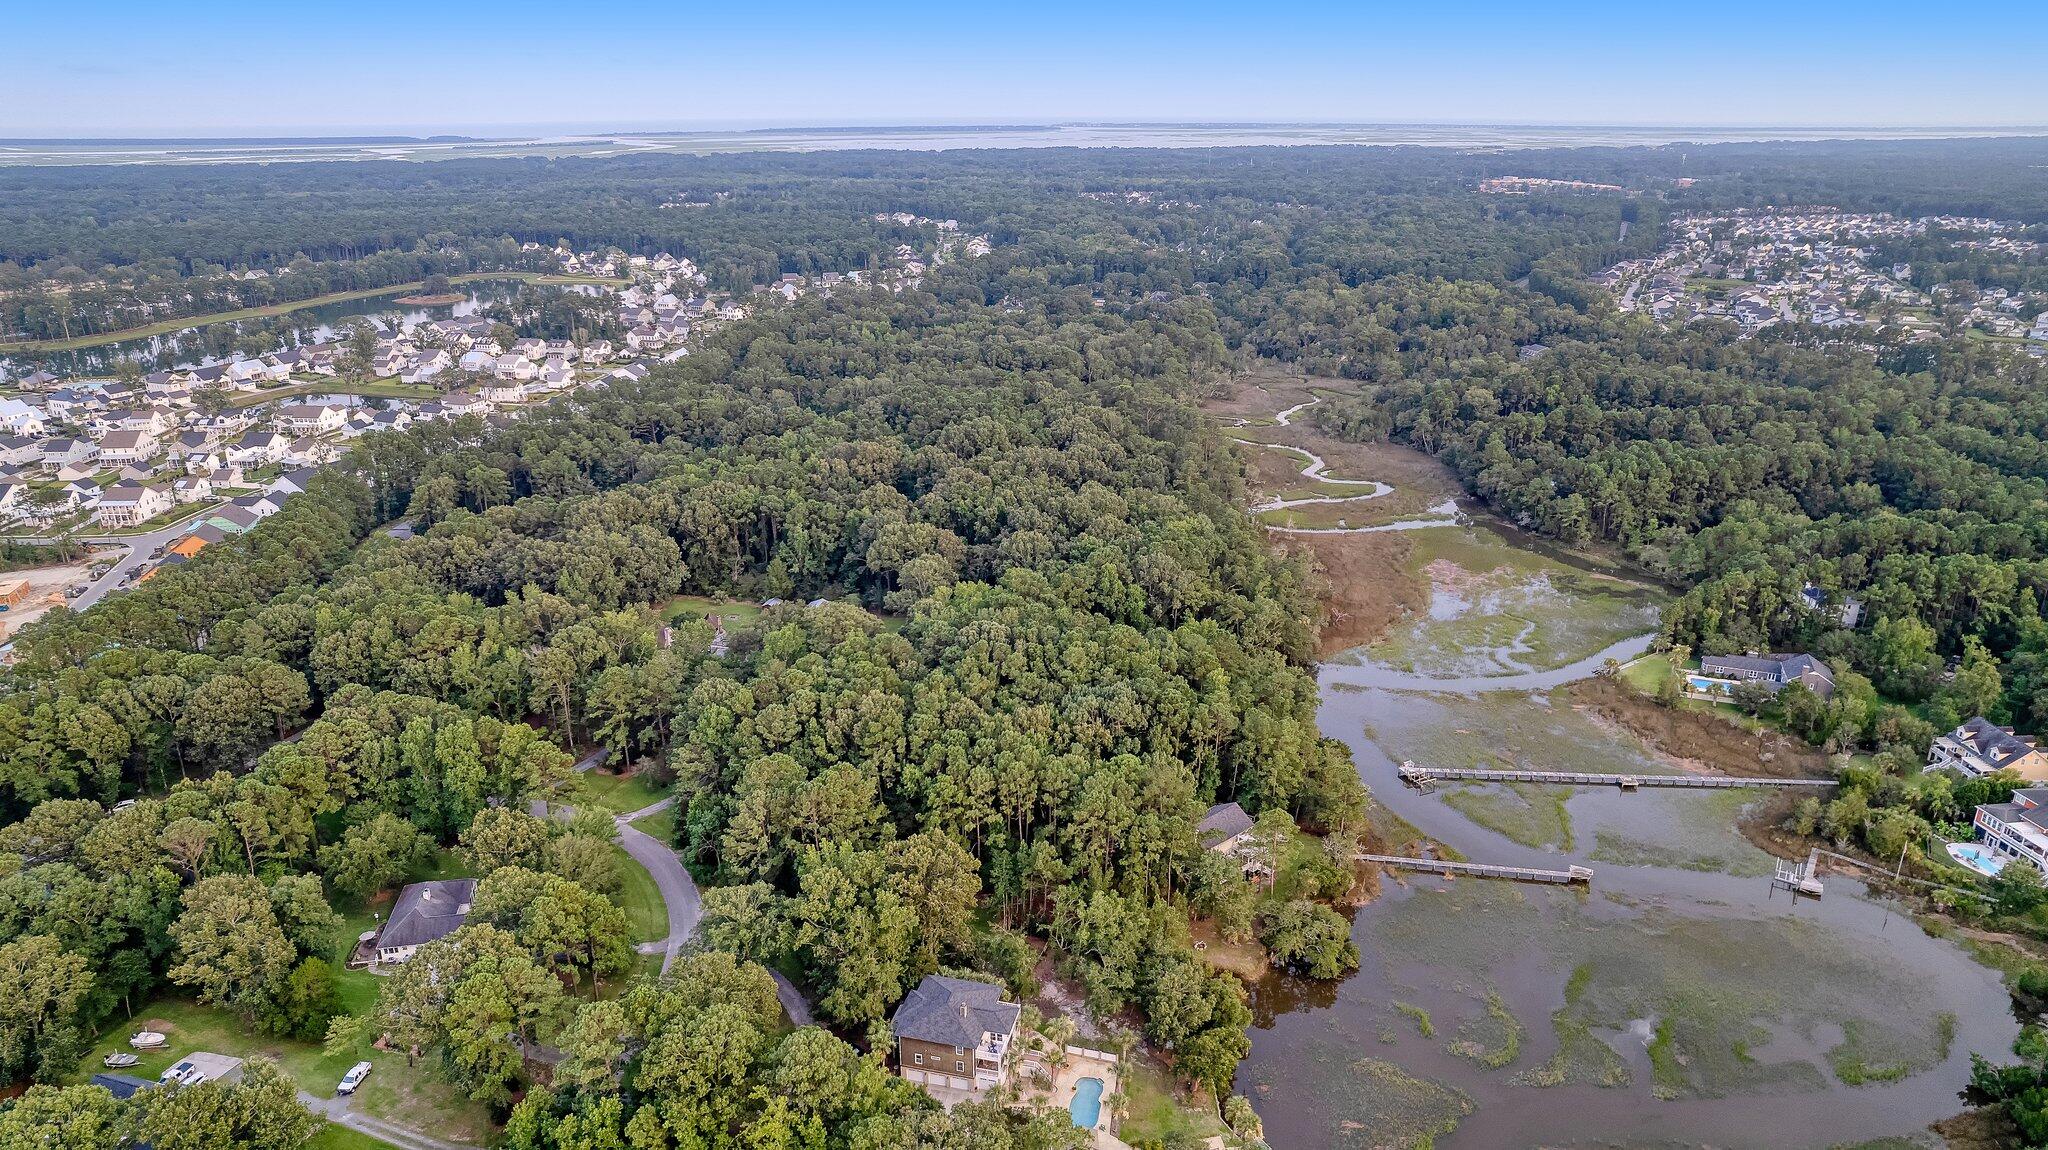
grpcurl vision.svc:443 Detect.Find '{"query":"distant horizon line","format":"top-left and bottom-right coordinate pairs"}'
top-left (8, 119), bottom-right (2048, 145)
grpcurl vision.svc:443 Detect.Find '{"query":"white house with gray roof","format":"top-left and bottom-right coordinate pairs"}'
top-left (372, 878), bottom-right (476, 964)
top-left (1931, 717), bottom-right (2048, 782)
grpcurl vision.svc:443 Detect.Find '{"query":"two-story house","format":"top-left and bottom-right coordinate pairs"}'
top-left (1931, 717), bottom-right (2048, 781)
top-left (892, 975), bottom-right (1020, 1096)
top-left (1975, 787), bottom-right (2048, 872)
top-left (95, 482), bottom-right (173, 528)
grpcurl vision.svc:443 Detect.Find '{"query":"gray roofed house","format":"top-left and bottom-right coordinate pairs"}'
top-left (373, 878), bottom-right (477, 964)
top-left (1973, 786), bottom-right (2048, 872)
top-left (1196, 801), bottom-right (1255, 851)
top-left (892, 975), bottom-right (1020, 1095)
top-left (1696, 652), bottom-right (1836, 699)
top-left (91, 1072), bottom-right (156, 1100)
top-left (1931, 717), bottom-right (2048, 781)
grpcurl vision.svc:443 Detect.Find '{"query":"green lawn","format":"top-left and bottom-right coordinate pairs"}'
top-left (1619, 654), bottom-right (1675, 695)
top-left (573, 768), bottom-right (667, 815)
top-left (1117, 1062), bottom-right (1228, 1146)
top-left (309, 1125), bottom-right (399, 1150)
top-left (631, 803), bottom-right (678, 845)
top-left (225, 380), bottom-right (441, 409)
top-left (614, 846), bottom-right (668, 944)
top-left (658, 593), bottom-right (763, 627)
top-left (74, 997), bottom-right (496, 1144)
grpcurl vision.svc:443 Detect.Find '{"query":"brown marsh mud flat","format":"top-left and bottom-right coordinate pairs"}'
top-left (1337, 523), bottom-right (1662, 679)
top-left (1203, 368), bottom-right (1467, 658)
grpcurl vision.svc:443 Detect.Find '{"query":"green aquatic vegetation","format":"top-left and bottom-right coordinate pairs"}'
top-left (1512, 961), bottom-right (1633, 1090)
top-left (1647, 1017), bottom-right (1684, 1098)
top-left (1393, 1001), bottom-right (1436, 1038)
top-left (1374, 882), bottom-right (1961, 1101)
top-left (1441, 782), bottom-right (1575, 851)
top-left (1446, 991), bottom-right (1523, 1069)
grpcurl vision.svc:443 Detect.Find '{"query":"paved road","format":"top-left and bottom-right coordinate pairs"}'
top-left (542, 786), bottom-right (820, 1022)
top-left (615, 797), bottom-right (699, 974)
top-left (771, 970), bottom-right (816, 1026)
top-left (43, 510), bottom-right (217, 612)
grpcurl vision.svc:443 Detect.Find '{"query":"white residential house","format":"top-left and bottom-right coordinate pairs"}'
top-left (1931, 718), bottom-right (2048, 782)
top-left (582, 339), bottom-right (614, 363)
top-left (493, 355), bottom-right (538, 382)
top-left (480, 380), bottom-right (528, 405)
top-left (39, 438), bottom-right (100, 473)
top-left (0, 399), bottom-right (47, 438)
top-left (63, 480), bottom-right (102, 509)
top-left (94, 482), bottom-right (173, 527)
top-left (0, 436), bottom-right (42, 468)
top-left (399, 351), bottom-right (451, 384)
top-left (511, 338), bottom-right (547, 360)
top-left (440, 392), bottom-right (493, 418)
top-left (0, 481), bottom-right (26, 515)
top-left (229, 430), bottom-right (291, 467)
top-left (458, 349), bottom-right (497, 373)
top-left (97, 428), bottom-right (158, 465)
top-left (371, 880), bottom-right (476, 965)
top-left (224, 359), bottom-right (271, 387)
top-left (282, 437), bottom-right (335, 468)
top-left (276, 404), bottom-right (346, 436)
top-left (173, 474), bottom-right (214, 504)
top-left (1974, 788), bottom-right (2048, 872)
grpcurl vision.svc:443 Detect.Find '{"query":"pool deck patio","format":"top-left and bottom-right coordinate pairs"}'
top-left (1016, 1046), bottom-right (1126, 1147)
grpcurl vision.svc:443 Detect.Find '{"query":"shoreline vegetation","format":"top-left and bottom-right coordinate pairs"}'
top-left (0, 271), bottom-right (625, 353)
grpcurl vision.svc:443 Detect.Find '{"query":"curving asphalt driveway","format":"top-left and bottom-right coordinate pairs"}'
top-left (613, 797), bottom-right (699, 974)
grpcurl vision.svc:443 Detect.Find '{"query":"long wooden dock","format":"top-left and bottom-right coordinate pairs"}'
top-left (1359, 853), bottom-right (1593, 885)
top-left (1397, 762), bottom-right (1834, 792)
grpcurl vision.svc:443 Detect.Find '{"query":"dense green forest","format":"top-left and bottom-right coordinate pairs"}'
top-left (6, 138), bottom-right (2048, 1145)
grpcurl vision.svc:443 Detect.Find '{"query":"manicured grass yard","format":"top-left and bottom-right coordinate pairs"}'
top-left (1619, 654), bottom-right (1675, 696)
top-left (573, 768), bottom-right (668, 814)
top-left (1118, 1061), bottom-right (1228, 1146)
top-left (631, 803), bottom-right (678, 844)
top-left (614, 846), bottom-right (668, 944)
top-left (71, 998), bottom-right (493, 1143)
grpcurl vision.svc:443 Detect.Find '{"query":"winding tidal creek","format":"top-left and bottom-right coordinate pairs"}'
top-left (1238, 530), bottom-right (2015, 1150)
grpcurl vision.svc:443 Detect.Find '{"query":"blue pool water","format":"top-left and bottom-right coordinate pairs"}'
top-left (1948, 842), bottom-right (2008, 877)
top-left (1069, 1076), bottom-right (1104, 1128)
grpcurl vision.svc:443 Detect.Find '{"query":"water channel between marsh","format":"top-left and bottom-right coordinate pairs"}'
top-left (1236, 510), bottom-right (2014, 1149)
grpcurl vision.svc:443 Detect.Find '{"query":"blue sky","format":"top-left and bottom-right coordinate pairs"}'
top-left (9, 1), bottom-right (2046, 136)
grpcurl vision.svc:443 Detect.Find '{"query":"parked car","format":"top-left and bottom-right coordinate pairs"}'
top-left (337, 1061), bottom-right (372, 1095)
top-left (159, 1059), bottom-right (197, 1085)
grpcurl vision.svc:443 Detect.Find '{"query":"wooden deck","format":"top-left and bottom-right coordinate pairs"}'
top-left (1359, 853), bottom-right (1593, 885)
top-left (1398, 762), bottom-right (1835, 792)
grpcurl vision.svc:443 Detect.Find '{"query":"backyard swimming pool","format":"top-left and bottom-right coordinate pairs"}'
top-left (1948, 841), bottom-right (2008, 877)
top-left (1069, 1076), bottom-right (1104, 1128)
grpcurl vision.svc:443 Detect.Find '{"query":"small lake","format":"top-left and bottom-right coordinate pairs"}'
top-left (0, 278), bottom-right (581, 381)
